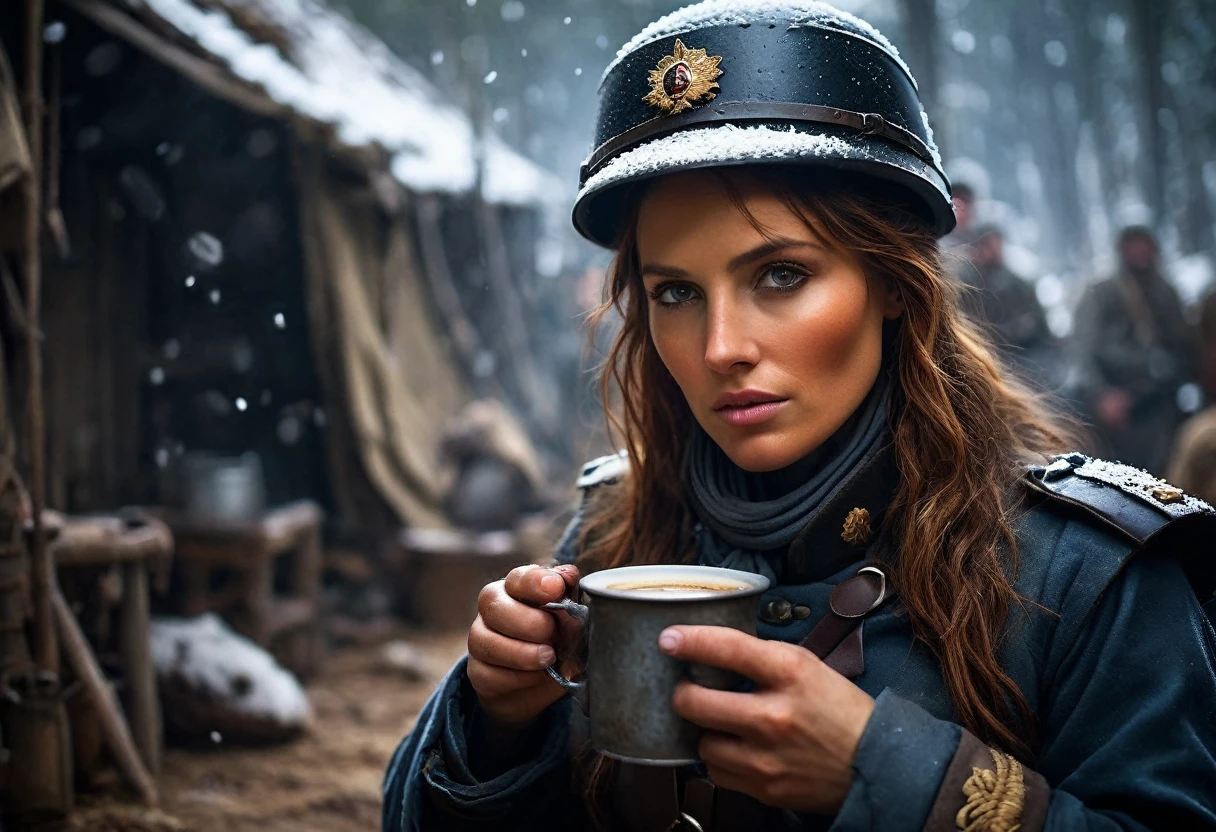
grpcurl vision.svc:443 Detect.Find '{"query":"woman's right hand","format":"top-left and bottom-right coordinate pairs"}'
top-left (467, 564), bottom-right (582, 729)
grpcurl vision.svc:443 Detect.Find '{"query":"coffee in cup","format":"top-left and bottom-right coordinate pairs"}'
top-left (605, 578), bottom-right (752, 593)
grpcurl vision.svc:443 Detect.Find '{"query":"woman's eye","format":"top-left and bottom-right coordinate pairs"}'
top-left (656, 284), bottom-right (697, 305)
top-left (758, 264), bottom-right (807, 290)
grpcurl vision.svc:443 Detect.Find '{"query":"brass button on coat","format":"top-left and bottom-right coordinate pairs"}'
top-left (760, 598), bottom-right (793, 624)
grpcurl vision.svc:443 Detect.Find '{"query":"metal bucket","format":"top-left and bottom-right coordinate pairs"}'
top-left (181, 452), bottom-right (266, 523)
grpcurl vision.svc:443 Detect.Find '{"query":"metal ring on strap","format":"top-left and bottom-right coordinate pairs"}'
top-left (580, 101), bottom-right (937, 185)
top-left (665, 812), bottom-right (705, 832)
top-left (828, 565), bottom-right (887, 619)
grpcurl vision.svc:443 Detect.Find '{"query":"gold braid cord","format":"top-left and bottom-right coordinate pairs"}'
top-left (955, 748), bottom-right (1026, 832)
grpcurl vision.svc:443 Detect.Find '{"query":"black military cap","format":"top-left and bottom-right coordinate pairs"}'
top-left (572, 1), bottom-right (955, 248)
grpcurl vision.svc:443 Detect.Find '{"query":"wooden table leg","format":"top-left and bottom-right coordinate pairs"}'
top-left (244, 550), bottom-right (273, 645)
top-left (297, 526), bottom-right (323, 674)
top-left (119, 561), bottom-right (161, 775)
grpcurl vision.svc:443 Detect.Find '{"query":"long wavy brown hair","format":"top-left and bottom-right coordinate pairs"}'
top-left (573, 167), bottom-right (1072, 794)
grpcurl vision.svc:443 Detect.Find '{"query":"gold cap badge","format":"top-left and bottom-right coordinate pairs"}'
top-left (1151, 485), bottom-right (1184, 504)
top-left (643, 39), bottom-right (723, 115)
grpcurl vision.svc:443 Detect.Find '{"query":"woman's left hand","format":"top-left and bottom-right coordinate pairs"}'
top-left (659, 625), bottom-right (875, 814)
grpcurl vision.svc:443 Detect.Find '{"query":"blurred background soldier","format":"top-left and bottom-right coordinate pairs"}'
top-left (1167, 288), bottom-right (1216, 504)
top-left (939, 182), bottom-right (980, 285)
top-left (957, 223), bottom-right (1055, 377)
top-left (439, 399), bottom-right (547, 531)
top-left (1073, 226), bottom-right (1199, 473)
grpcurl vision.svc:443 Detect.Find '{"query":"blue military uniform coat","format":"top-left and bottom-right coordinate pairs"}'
top-left (383, 449), bottom-right (1216, 831)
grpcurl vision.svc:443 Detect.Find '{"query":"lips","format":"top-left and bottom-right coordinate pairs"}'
top-left (711, 390), bottom-right (790, 427)
top-left (712, 389), bottom-right (787, 410)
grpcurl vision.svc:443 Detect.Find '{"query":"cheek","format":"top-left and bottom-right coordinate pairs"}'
top-left (773, 279), bottom-right (882, 384)
top-left (650, 314), bottom-right (702, 388)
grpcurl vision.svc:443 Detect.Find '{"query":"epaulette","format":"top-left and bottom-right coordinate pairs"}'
top-left (575, 450), bottom-right (630, 489)
top-left (1025, 452), bottom-right (1216, 597)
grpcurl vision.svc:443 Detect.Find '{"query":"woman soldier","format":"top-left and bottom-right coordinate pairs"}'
top-left (384, 3), bottom-right (1216, 830)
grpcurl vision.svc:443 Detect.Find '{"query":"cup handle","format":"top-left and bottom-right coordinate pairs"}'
top-left (542, 598), bottom-right (590, 714)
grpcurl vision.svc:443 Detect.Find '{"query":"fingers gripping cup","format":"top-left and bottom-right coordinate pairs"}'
top-left (543, 564), bottom-right (769, 765)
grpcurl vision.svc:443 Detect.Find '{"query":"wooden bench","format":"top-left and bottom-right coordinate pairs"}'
top-left (49, 511), bottom-right (173, 775)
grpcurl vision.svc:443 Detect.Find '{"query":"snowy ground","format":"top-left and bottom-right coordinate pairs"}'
top-left (64, 632), bottom-right (468, 832)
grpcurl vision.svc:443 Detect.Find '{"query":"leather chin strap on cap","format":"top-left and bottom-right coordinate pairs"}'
top-left (579, 103), bottom-right (938, 186)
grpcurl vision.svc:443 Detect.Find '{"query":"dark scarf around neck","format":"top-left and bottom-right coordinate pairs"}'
top-left (686, 371), bottom-right (893, 584)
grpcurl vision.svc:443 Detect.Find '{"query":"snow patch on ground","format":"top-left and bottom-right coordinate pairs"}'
top-left (131, 0), bottom-right (561, 205)
top-left (151, 613), bottom-right (311, 726)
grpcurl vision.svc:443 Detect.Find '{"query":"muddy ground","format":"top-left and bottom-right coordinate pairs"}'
top-left (65, 632), bottom-right (468, 832)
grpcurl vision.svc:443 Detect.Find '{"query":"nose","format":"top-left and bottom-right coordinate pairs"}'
top-left (703, 297), bottom-right (758, 374)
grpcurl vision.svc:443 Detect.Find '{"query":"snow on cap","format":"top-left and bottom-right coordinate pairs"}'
top-left (607, 0), bottom-right (915, 87)
top-left (582, 124), bottom-right (862, 197)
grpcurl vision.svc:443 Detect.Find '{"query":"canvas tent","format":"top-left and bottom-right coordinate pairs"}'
top-left (2, 0), bottom-right (567, 540)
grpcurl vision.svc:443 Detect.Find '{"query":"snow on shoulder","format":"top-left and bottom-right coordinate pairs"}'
top-left (607, 1), bottom-right (915, 87)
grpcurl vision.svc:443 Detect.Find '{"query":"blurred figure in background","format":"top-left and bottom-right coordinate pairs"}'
top-left (440, 399), bottom-right (547, 531)
top-left (957, 224), bottom-right (1055, 378)
top-left (1167, 288), bottom-right (1216, 504)
top-left (1073, 226), bottom-right (1199, 472)
top-left (940, 181), bottom-right (979, 251)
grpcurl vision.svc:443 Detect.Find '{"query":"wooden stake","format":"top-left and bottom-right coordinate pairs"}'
top-left (53, 585), bottom-right (159, 805)
top-left (22, 0), bottom-right (56, 676)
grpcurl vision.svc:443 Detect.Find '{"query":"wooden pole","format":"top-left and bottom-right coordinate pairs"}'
top-left (119, 561), bottom-right (161, 775)
top-left (22, 0), bottom-right (56, 676)
top-left (53, 586), bottom-right (159, 805)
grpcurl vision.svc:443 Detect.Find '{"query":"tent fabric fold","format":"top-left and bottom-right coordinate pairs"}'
top-left (299, 156), bottom-right (468, 533)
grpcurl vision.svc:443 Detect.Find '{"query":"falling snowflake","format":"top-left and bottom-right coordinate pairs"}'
top-left (1043, 40), bottom-right (1067, 67)
top-left (501, 1), bottom-right (525, 22)
top-left (188, 231), bottom-right (224, 269)
top-left (483, 70), bottom-right (498, 84)
top-left (950, 30), bottom-right (975, 54)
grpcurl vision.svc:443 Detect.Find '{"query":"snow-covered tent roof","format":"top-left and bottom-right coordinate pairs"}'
top-left (93, 0), bottom-right (562, 207)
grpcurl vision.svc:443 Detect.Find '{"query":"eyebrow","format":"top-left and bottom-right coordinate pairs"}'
top-left (640, 237), bottom-right (824, 280)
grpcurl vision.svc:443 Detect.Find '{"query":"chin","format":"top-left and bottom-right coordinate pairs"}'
top-left (711, 427), bottom-right (815, 473)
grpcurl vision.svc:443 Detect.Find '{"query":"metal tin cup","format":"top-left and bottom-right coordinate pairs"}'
top-left (544, 564), bottom-right (769, 766)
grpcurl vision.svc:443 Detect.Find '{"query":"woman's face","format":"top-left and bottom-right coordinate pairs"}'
top-left (636, 171), bottom-right (902, 473)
